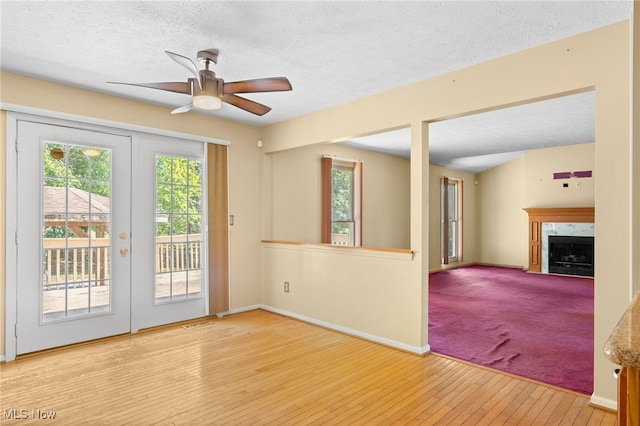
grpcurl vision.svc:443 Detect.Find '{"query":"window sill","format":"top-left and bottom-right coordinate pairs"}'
top-left (261, 240), bottom-right (414, 260)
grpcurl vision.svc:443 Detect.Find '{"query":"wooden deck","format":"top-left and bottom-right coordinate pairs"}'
top-left (1, 309), bottom-right (617, 425)
top-left (42, 271), bottom-right (202, 320)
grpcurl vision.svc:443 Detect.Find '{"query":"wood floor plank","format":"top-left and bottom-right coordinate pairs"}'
top-left (544, 392), bottom-right (581, 425)
top-left (381, 359), bottom-right (479, 423)
top-left (588, 408), bottom-right (607, 425)
top-left (430, 372), bottom-right (512, 424)
top-left (476, 379), bottom-right (535, 424)
top-left (394, 366), bottom-right (472, 422)
top-left (0, 309), bottom-right (617, 425)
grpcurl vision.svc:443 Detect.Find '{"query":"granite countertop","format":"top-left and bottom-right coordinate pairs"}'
top-left (604, 291), bottom-right (640, 369)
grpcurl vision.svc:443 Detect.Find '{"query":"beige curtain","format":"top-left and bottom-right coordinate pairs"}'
top-left (321, 157), bottom-right (332, 244)
top-left (207, 144), bottom-right (229, 314)
top-left (354, 161), bottom-right (363, 246)
top-left (441, 176), bottom-right (450, 265)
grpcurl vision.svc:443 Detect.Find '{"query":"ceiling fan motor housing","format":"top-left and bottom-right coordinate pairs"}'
top-left (193, 69), bottom-right (222, 110)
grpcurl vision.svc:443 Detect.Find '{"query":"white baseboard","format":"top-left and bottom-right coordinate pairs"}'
top-left (590, 394), bottom-right (617, 411)
top-left (219, 304), bottom-right (262, 317)
top-left (260, 305), bottom-right (430, 355)
top-left (0, 355), bottom-right (5, 362)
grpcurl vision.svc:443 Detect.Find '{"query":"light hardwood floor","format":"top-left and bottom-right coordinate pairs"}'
top-left (1, 309), bottom-right (617, 425)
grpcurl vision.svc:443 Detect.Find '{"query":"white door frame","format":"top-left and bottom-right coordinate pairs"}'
top-left (130, 132), bottom-right (208, 332)
top-left (4, 109), bottom-right (229, 361)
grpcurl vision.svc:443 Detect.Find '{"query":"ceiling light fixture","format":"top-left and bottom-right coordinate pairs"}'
top-left (193, 94), bottom-right (222, 110)
top-left (192, 74), bottom-right (222, 110)
top-left (50, 147), bottom-right (65, 160)
top-left (82, 148), bottom-right (101, 157)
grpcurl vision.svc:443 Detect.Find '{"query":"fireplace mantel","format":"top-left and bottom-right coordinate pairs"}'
top-left (523, 207), bottom-right (594, 272)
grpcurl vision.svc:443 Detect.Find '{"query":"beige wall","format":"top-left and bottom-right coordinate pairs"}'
top-left (261, 21), bottom-right (631, 406)
top-left (263, 244), bottom-right (420, 349)
top-left (477, 142), bottom-right (595, 268)
top-left (227, 130), bottom-right (267, 309)
top-left (268, 143), bottom-right (410, 249)
top-left (428, 165), bottom-right (478, 270)
top-left (524, 143), bottom-right (595, 208)
top-left (0, 72), bottom-right (265, 355)
top-left (477, 157), bottom-right (528, 268)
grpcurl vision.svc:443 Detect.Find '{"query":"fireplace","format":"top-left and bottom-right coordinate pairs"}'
top-left (523, 208), bottom-right (594, 273)
top-left (548, 235), bottom-right (594, 277)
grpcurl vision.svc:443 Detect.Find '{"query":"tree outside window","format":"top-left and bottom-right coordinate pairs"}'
top-left (42, 142), bottom-right (112, 239)
top-left (321, 157), bottom-right (362, 246)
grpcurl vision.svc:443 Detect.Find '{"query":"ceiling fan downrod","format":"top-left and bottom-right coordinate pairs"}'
top-left (197, 49), bottom-right (219, 66)
top-left (196, 49), bottom-right (220, 97)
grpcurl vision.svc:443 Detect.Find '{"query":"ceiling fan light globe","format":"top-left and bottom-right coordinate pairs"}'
top-left (193, 95), bottom-right (222, 110)
top-left (82, 148), bottom-right (101, 157)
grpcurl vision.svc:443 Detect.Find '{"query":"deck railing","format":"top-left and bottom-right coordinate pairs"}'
top-left (155, 235), bottom-right (202, 273)
top-left (43, 238), bottom-right (109, 289)
top-left (43, 234), bottom-right (201, 290)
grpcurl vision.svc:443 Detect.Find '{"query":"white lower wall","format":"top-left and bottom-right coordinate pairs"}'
top-left (262, 242), bottom-right (425, 351)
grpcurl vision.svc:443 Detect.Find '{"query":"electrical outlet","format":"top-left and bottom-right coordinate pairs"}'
top-left (284, 281), bottom-right (290, 293)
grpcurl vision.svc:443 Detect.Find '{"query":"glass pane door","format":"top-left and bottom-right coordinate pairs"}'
top-left (13, 118), bottom-right (206, 356)
top-left (155, 155), bottom-right (203, 302)
top-left (131, 134), bottom-right (206, 332)
top-left (42, 142), bottom-right (113, 321)
top-left (16, 120), bottom-right (131, 355)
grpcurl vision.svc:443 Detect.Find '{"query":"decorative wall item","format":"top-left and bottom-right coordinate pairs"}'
top-left (553, 171), bottom-right (592, 179)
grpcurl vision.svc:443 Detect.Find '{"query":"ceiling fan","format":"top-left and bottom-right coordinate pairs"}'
top-left (108, 49), bottom-right (292, 116)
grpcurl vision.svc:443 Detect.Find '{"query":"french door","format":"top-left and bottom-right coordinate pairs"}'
top-left (12, 118), bottom-right (207, 355)
top-left (15, 121), bottom-right (131, 354)
top-left (131, 133), bottom-right (207, 331)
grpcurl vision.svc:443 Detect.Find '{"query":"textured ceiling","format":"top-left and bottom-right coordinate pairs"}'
top-left (0, 1), bottom-right (632, 172)
top-left (342, 90), bottom-right (595, 172)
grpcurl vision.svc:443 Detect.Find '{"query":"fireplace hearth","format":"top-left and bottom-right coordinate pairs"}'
top-left (548, 235), bottom-right (594, 277)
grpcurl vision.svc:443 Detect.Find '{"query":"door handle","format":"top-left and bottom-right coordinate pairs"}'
top-left (120, 247), bottom-right (129, 255)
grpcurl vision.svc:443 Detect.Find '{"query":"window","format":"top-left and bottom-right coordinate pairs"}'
top-left (155, 155), bottom-right (203, 302)
top-left (441, 176), bottom-right (462, 264)
top-left (41, 141), bottom-right (113, 320)
top-left (321, 156), bottom-right (362, 246)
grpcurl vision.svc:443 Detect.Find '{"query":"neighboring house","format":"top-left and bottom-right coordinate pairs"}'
top-left (0, 19), bottom-right (636, 412)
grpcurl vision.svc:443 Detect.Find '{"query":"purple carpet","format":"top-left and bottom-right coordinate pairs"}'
top-left (428, 265), bottom-right (594, 395)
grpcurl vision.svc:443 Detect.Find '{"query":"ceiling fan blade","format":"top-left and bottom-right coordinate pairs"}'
top-left (107, 81), bottom-right (192, 95)
top-left (224, 77), bottom-right (292, 94)
top-left (222, 94), bottom-right (272, 116)
top-left (165, 51), bottom-right (202, 90)
top-left (171, 104), bottom-right (193, 114)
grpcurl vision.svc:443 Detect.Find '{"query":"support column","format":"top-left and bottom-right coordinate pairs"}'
top-left (410, 121), bottom-right (430, 351)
